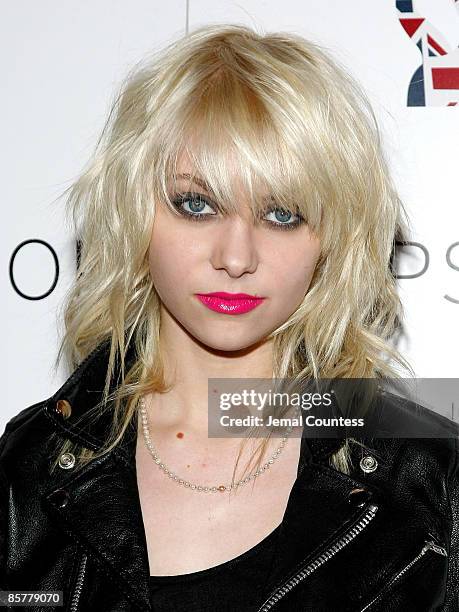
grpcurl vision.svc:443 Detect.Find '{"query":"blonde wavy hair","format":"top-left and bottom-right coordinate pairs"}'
top-left (49, 23), bottom-right (414, 483)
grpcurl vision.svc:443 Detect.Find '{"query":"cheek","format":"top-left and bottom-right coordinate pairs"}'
top-left (149, 230), bottom-right (178, 294)
top-left (281, 266), bottom-right (315, 302)
top-left (148, 228), bottom-right (198, 296)
top-left (269, 242), bottom-right (320, 298)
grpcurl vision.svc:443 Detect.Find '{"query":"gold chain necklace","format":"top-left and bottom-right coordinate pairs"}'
top-left (139, 396), bottom-right (292, 493)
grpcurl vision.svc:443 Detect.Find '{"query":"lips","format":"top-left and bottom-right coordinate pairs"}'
top-left (196, 292), bottom-right (265, 315)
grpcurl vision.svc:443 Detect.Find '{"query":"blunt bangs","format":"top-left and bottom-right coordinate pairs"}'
top-left (145, 45), bottom-right (331, 238)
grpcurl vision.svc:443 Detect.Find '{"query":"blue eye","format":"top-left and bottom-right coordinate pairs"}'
top-left (264, 208), bottom-right (302, 230)
top-left (171, 192), bottom-right (305, 231)
top-left (172, 193), bottom-right (217, 218)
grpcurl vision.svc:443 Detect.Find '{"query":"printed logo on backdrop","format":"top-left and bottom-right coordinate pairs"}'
top-left (397, 0), bottom-right (459, 106)
top-left (9, 239), bottom-right (59, 300)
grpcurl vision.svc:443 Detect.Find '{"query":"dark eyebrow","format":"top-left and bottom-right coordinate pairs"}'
top-left (174, 173), bottom-right (212, 192)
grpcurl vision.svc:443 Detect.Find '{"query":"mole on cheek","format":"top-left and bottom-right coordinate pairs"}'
top-left (176, 432), bottom-right (184, 439)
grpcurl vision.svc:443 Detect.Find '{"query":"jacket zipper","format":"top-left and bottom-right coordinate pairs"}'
top-left (359, 538), bottom-right (447, 612)
top-left (256, 502), bottom-right (379, 612)
top-left (69, 552), bottom-right (88, 612)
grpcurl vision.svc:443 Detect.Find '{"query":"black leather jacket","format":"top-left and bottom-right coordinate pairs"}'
top-left (1, 339), bottom-right (458, 611)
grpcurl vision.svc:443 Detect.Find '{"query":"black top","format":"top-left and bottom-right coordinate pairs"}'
top-left (149, 522), bottom-right (282, 611)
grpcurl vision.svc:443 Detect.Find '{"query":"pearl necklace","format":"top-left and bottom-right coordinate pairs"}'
top-left (139, 396), bottom-right (292, 493)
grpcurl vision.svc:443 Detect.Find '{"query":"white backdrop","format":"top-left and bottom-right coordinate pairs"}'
top-left (3, 1), bottom-right (458, 434)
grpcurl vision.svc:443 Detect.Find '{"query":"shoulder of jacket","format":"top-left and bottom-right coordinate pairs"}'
top-left (0, 398), bottom-right (54, 470)
top-left (0, 340), bottom-right (111, 458)
top-left (373, 389), bottom-right (459, 469)
top-left (3, 398), bottom-right (50, 435)
top-left (378, 388), bottom-right (457, 428)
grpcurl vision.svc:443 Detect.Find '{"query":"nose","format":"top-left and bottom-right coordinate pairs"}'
top-left (210, 215), bottom-right (258, 277)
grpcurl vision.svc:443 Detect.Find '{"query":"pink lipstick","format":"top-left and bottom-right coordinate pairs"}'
top-left (196, 292), bottom-right (265, 315)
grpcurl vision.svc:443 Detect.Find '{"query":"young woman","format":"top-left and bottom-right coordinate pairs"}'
top-left (1, 23), bottom-right (458, 612)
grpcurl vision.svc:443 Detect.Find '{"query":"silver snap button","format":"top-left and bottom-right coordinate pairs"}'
top-left (58, 452), bottom-right (76, 470)
top-left (360, 455), bottom-right (378, 473)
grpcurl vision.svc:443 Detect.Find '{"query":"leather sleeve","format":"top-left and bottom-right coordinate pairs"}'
top-left (444, 435), bottom-right (459, 611)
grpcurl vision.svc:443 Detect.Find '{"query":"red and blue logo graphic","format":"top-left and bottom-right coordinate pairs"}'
top-left (397, 0), bottom-right (459, 106)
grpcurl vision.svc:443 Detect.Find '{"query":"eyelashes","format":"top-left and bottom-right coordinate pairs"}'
top-left (169, 192), bottom-right (306, 231)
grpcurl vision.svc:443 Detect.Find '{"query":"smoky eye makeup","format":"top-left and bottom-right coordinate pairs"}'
top-left (170, 192), bottom-right (218, 219)
top-left (169, 191), bottom-right (306, 231)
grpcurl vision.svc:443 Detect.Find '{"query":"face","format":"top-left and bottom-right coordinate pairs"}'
top-left (148, 150), bottom-right (321, 353)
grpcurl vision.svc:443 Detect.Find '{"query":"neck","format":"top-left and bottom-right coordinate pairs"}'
top-left (150, 313), bottom-right (275, 435)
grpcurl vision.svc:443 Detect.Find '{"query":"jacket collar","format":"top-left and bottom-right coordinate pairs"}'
top-left (43, 334), bottom-right (345, 465)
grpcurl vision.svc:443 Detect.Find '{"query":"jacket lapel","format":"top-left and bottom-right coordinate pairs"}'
top-left (40, 436), bottom-right (151, 611)
top-left (263, 455), bottom-right (381, 592)
top-left (40, 336), bottom-right (152, 611)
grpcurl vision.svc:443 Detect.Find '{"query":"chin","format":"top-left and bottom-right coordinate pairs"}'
top-left (197, 333), bottom-right (263, 353)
